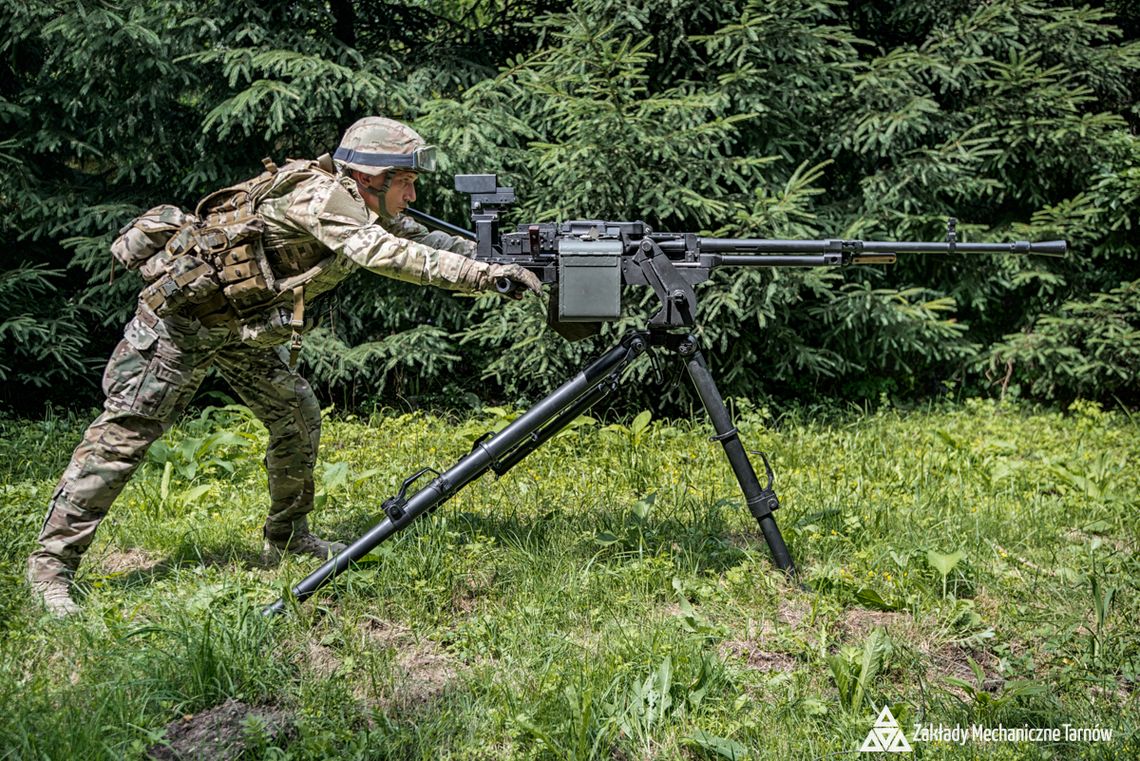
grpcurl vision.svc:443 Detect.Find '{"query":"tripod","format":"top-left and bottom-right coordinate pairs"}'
top-left (263, 327), bottom-right (795, 615)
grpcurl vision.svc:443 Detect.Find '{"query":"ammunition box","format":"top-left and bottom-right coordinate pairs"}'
top-left (557, 239), bottom-right (622, 321)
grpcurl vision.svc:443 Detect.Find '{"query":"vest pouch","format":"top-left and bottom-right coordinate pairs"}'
top-left (267, 240), bottom-right (325, 277)
top-left (208, 240), bottom-right (277, 316)
top-left (223, 274), bottom-right (276, 315)
top-left (138, 225), bottom-right (199, 283)
top-left (238, 303), bottom-right (295, 347)
top-left (140, 255), bottom-right (219, 317)
top-left (111, 205), bottom-right (194, 270)
top-left (222, 259), bottom-right (259, 282)
top-left (194, 215), bottom-right (265, 254)
top-left (218, 247), bottom-right (255, 268)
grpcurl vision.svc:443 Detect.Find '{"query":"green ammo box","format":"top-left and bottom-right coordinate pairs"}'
top-left (557, 238), bottom-right (623, 321)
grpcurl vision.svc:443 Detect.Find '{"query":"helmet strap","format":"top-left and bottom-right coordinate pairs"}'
top-left (354, 170), bottom-right (396, 216)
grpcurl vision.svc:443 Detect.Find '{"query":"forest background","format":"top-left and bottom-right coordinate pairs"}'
top-left (2, 0), bottom-right (1138, 415)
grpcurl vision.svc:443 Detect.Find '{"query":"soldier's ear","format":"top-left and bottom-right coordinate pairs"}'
top-left (351, 170), bottom-right (387, 192)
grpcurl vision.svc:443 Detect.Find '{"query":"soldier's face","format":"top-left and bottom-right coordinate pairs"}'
top-left (383, 171), bottom-right (418, 217)
top-left (355, 170), bottom-right (418, 217)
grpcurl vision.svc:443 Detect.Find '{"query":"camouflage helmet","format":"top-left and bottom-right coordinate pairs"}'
top-left (334, 117), bottom-right (436, 175)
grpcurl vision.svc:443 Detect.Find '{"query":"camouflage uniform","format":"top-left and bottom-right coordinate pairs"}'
top-left (28, 157), bottom-right (496, 597)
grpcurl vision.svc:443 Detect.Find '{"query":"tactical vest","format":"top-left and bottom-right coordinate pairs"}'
top-left (111, 155), bottom-right (339, 362)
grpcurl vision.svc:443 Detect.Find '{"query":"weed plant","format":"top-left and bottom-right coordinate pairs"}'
top-left (0, 399), bottom-right (1137, 759)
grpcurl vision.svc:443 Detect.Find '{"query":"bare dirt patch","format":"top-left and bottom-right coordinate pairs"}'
top-left (450, 570), bottom-right (496, 615)
top-left (147, 699), bottom-right (293, 760)
top-left (720, 639), bottom-right (797, 672)
top-left (392, 643), bottom-right (457, 706)
top-left (304, 641), bottom-right (341, 678)
top-left (1062, 529), bottom-right (1132, 555)
top-left (929, 643), bottom-right (1002, 696)
top-left (838, 608), bottom-right (911, 642)
top-left (357, 617), bottom-right (460, 711)
top-left (1090, 679), bottom-right (1134, 705)
top-left (452, 592), bottom-right (477, 615)
top-left (359, 617), bottom-right (413, 646)
top-left (100, 548), bottom-right (160, 575)
top-left (778, 598), bottom-right (811, 629)
top-left (830, 601), bottom-right (1011, 699)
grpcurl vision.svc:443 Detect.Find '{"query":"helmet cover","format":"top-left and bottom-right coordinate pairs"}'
top-left (334, 117), bottom-right (436, 174)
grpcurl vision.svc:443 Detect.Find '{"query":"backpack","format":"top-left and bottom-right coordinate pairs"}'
top-left (110, 156), bottom-right (336, 341)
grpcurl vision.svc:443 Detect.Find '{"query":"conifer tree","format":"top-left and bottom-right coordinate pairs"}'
top-left (2, 0), bottom-right (1136, 410)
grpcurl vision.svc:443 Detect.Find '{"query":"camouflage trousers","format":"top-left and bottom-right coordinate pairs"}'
top-left (28, 306), bottom-right (321, 581)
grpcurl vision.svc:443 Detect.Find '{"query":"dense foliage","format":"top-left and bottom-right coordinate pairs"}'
top-left (2, 0), bottom-right (1137, 412)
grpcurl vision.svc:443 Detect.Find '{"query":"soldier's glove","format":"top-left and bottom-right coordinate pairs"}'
top-left (484, 263), bottom-right (543, 299)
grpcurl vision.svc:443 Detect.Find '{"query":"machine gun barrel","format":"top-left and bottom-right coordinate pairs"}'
top-left (658, 237), bottom-right (1068, 259)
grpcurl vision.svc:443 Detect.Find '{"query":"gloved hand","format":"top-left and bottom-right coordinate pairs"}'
top-left (484, 263), bottom-right (543, 298)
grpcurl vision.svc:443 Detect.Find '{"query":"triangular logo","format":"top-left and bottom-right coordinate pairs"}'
top-left (859, 706), bottom-right (913, 753)
top-left (859, 730), bottom-right (887, 752)
top-left (886, 729), bottom-right (913, 752)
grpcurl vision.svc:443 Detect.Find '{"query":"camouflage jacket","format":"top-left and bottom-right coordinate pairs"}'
top-left (211, 159), bottom-right (484, 346)
top-left (255, 159), bottom-right (479, 304)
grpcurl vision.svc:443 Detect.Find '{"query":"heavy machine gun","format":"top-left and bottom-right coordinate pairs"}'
top-left (414, 174), bottom-right (1065, 338)
top-left (262, 175), bottom-right (1066, 615)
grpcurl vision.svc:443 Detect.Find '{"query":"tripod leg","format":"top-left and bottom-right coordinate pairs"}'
top-left (262, 332), bottom-right (649, 615)
top-left (679, 337), bottom-right (796, 576)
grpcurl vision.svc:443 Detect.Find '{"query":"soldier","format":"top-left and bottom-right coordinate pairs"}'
top-left (27, 117), bottom-right (542, 616)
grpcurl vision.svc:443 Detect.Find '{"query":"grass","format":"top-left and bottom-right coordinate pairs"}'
top-left (0, 398), bottom-right (1137, 759)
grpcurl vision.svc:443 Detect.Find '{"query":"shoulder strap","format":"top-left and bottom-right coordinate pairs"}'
top-left (197, 156), bottom-right (338, 220)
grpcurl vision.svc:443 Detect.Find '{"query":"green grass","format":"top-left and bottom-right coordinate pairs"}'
top-left (1, 399), bottom-right (1138, 759)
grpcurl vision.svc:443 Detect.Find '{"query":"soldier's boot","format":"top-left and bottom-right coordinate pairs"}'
top-left (26, 556), bottom-right (81, 618)
top-left (28, 489), bottom-right (105, 619)
top-left (262, 530), bottom-right (348, 563)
